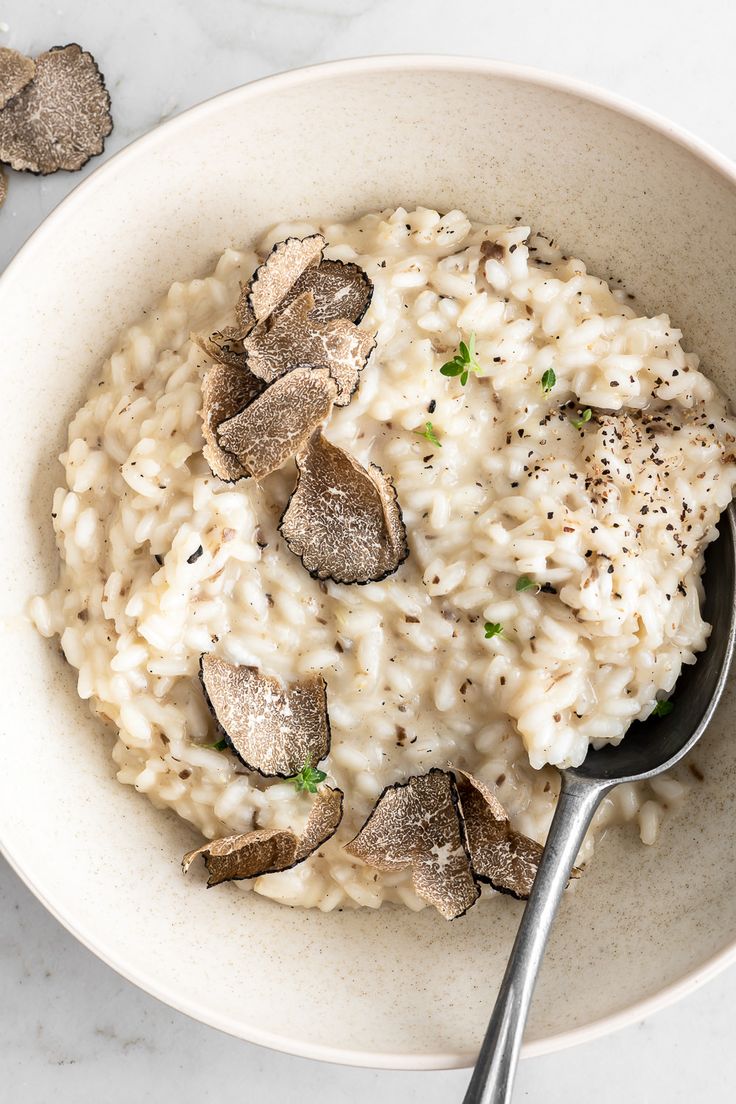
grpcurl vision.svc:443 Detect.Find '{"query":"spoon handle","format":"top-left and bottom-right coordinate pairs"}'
top-left (462, 773), bottom-right (611, 1104)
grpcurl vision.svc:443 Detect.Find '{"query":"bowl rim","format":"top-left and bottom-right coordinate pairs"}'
top-left (3, 52), bottom-right (736, 1071)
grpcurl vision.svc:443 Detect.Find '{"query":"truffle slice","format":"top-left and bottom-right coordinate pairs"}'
top-left (280, 259), bottom-right (374, 325)
top-left (454, 770), bottom-right (565, 900)
top-left (0, 167), bottom-right (6, 210)
top-left (193, 326), bottom-right (249, 372)
top-left (182, 784), bottom-right (344, 886)
top-left (345, 768), bottom-right (479, 920)
top-left (0, 47), bottom-right (35, 110)
top-left (280, 430), bottom-right (408, 584)
top-left (217, 365), bottom-right (337, 480)
top-left (200, 654), bottom-right (330, 777)
top-left (234, 287), bottom-right (256, 337)
top-left (182, 828), bottom-right (297, 887)
top-left (294, 784), bottom-right (344, 861)
top-left (244, 290), bottom-right (375, 405)
top-left (247, 234), bottom-right (325, 325)
top-left (200, 361), bottom-right (265, 481)
top-left (0, 45), bottom-right (112, 174)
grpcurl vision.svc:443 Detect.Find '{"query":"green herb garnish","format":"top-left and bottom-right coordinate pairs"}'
top-left (208, 737), bottom-right (228, 751)
top-left (415, 421), bottom-right (442, 447)
top-left (570, 407), bottom-right (592, 429)
top-left (652, 699), bottom-right (674, 718)
top-left (484, 622), bottom-right (504, 640)
top-left (289, 759), bottom-right (328, 794)
top-left (515, 575), bottom-right (540, 593)
top-left (440, 331), bottom-right (481, 387)
top-left (541, 368), bottom-right (556, 393)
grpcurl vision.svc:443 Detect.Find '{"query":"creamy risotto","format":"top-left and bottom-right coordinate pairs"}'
top-left (31, 206), bottom-right (736, 912)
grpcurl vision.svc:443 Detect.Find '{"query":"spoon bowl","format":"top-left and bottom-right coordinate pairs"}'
top-left (570, 501), bottom-right (736, 783)
top-left (464, 501), bottom-right (736, 1103)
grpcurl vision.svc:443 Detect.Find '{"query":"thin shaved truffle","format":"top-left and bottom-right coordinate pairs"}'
top-left (345, 769), bottom-right (479, 919)
top-left (182, 785), bottom-right (343, 886)
top-left (183, 828), bottom-right (297, 886)
top-left (218, 365), bottom-right (337, 480)
top-left (247, 234), bottom-right (325, 324)
top-left (244, 290), bottom-right (375, 405)
top-left (0, 47), bottom-right (35, 110)
top-left (295, 785), bottom-right (344, 861)
top-left (200, 654), bottom-right (330, 777)
top-left (200, 361), bottom-right (264, 481)
top-left (234, 287), bottom-right (256, 337)
top-left (0, 45), bottom-right (112, 174)
top-left (193, 326), bottom-right (249, 372)
top-left (454, 770), bottom-right (571, 900)
top-left (280, 430), bottom-right (408, 584)
top-left (280, 259), bottom-right (373, 325)
top-left (0, 167), bottom-right (6, 209)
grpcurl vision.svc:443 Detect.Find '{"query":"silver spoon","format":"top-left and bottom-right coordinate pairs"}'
top-left (463, 501), bottom-right (736, 1104)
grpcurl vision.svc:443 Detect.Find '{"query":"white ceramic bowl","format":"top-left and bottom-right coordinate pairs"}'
top-left (2, 56), bottom-right (736, 1070)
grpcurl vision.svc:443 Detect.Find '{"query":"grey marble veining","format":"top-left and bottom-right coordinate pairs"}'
top-left (2, 0), bottom-right (736, 1099)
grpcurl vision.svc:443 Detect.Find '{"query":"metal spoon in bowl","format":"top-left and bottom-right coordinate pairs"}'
top-left (463, 501), bottom-right (736, 1104)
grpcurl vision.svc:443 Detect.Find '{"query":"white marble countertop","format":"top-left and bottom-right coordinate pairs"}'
top-left (3, 1), bottom-right (736, 1099)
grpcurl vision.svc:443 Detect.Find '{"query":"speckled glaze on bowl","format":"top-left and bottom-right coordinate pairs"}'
top-left (2, 56), bottom-right (736, 1070)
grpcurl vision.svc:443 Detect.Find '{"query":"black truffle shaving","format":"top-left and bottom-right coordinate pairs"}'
top-left (0, 46), bottom-right (35, 110)
top-left (0, 44), bottom-right (112, 174)
top-left (217, 365), bottom-right (337, 481)
top-left (234, 287), bottom-right (256, 337)
top-left (199, 653), bottom-right (331, 777)
top-left (344, 768), bottom-right (480, 920)
top-left (192, 327), bottom-right (249, 372)
top-left (246, 234), bottom-right (325, 325)
top-left (279, 258), bottom-right (374, 325)
top-left (453, 770), bottom-right (580, 900)
top-left (243, 289), bottom-right (375, 406)
top-left (182, 785), bottom-right (343, 886)
top-left (199, 360), bottom-right (265, 482)
top-left (183, 828), bottom-right (297, 886)
top-left (280, 430), bottom-right (408, 585)
top-left (293, 785), bottom-right (344, 861)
